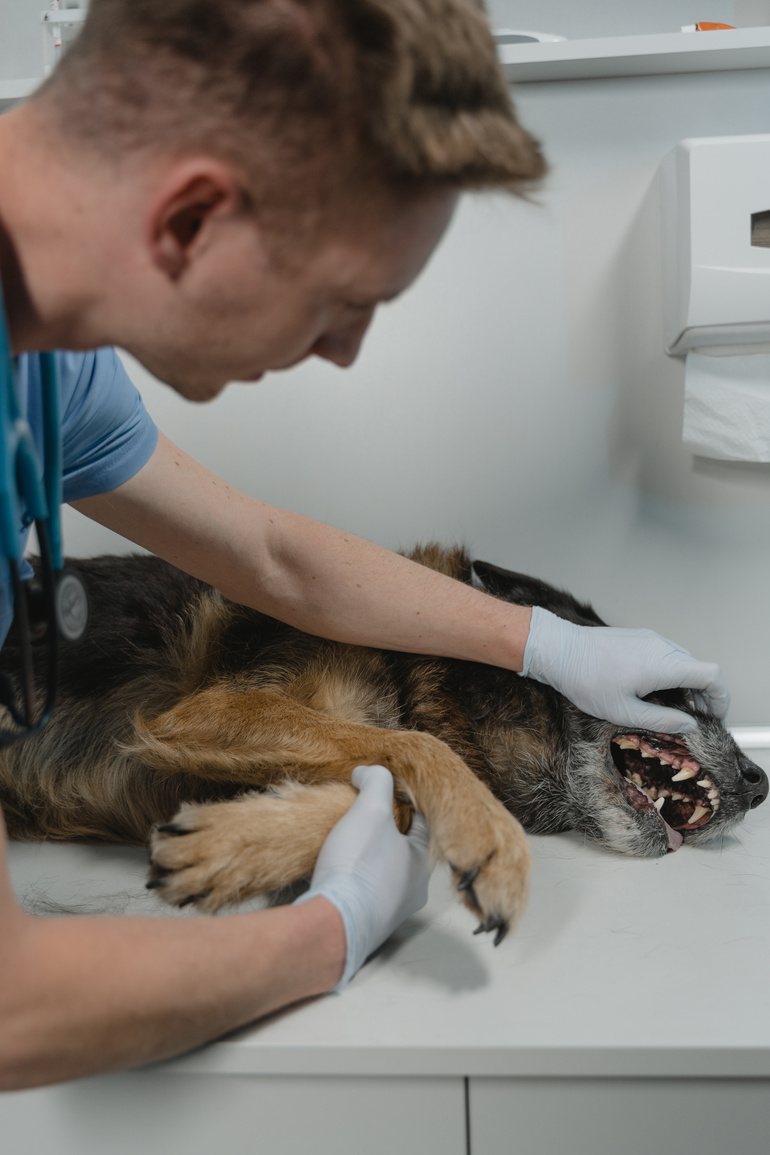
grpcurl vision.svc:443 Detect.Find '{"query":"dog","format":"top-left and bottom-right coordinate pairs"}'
top-left (0, 545), bottom-right (766, 945)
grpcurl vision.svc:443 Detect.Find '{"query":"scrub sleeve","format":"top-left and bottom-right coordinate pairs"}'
top-left (0, 348), bottom-right (158, 646)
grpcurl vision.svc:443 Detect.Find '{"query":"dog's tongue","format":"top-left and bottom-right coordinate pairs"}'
top-left (665, 819), bottom-right (684, 852)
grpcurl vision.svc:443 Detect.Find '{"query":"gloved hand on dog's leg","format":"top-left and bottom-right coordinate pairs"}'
top-left (521, 607), bottom-right (730, 733)
top-left (294, 765), bottom-right (432, 990)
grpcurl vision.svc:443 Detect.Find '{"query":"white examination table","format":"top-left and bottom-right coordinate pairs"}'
top-left (2, 748), bottom-right (770, 1155)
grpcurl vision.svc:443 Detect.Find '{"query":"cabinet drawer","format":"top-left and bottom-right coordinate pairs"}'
top-left (470, 1076), bottom-right (770, 1155)
top-left (1, 1072), bottom-right (466, 1155)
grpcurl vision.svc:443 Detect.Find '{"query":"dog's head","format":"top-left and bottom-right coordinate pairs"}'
top-left (472, 558), bottom-right (768, 857)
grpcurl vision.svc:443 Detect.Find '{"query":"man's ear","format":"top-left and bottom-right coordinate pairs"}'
top-left (147, 161), bottom-right (244, 281)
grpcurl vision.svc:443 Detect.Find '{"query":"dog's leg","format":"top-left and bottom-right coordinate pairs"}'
top-left (136, 686), bottom-right (531, 936)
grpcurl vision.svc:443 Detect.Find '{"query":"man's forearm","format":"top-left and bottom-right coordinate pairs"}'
top-left (73, 433), bottom-right (532, 672)
top-left (241, 513), bottom-right (532, 669)
top-left (0, 897), bottom-right (344, 1090)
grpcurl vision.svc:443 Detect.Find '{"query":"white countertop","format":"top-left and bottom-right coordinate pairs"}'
top-left (8, 749), bottom-right (770, 1080)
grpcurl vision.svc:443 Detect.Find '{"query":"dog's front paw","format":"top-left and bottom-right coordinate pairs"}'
top-left (442, 803), bottom-right (531, 945)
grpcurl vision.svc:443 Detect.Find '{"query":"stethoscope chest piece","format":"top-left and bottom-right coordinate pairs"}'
top-left (55, 569), bottom-right (88, 642)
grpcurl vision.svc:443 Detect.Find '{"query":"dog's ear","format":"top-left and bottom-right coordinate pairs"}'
top-left (472, 560), bottom-right (607, 628)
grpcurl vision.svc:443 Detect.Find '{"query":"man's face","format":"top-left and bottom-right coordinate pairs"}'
top-left (134, 187), bottom-right (457, 400)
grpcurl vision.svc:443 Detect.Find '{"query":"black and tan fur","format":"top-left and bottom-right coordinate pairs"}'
top-left (0, 546), bottom-right (766, 942)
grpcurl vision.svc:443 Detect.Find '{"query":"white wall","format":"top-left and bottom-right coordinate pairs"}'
top-left (0, 0), bottom-right (51, 81)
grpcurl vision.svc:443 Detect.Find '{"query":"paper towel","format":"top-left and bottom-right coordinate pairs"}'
top-left (683, 350), bottom-right (770, 461)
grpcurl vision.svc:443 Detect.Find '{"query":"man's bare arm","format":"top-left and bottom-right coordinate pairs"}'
top-left (72, 432), bottom-right (533, 671)
top-left (0, 814), bottom-right (345, 1091)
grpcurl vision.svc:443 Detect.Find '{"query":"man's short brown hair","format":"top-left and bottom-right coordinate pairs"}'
top-left (41, 0), bottom-right (545, 207)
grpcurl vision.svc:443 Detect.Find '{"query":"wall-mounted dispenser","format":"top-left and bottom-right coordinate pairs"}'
top-left (663, 134), bottom-right (770, 355)
top-left (662, 135), bottom-right (770, 460)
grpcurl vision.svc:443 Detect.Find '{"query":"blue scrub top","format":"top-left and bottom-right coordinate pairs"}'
top-left (1, 348), bottom-right (158, 646)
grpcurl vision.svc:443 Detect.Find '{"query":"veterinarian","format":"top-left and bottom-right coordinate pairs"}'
top-left (0, 0), bottom-right (730, 1089)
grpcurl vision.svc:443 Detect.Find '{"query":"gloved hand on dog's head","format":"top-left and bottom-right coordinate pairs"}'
top-left (294, 765), bottom-right (432, 990)
top-left (521, 606), bottom-right (730, 733)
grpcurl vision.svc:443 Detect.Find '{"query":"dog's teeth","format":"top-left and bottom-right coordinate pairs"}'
top-left (658, 755), bottom-right (672, 766)
top-left (697, 779), bottom-right (710, 788)
top-left (654, 797), bottom-right (665, 811)
top-left (616, 739), bottom-right (637, 750)
top-left (641, 751), bottom-right (654, 759)
top-left (672, 792), bottom-right (684, 801)
top-left (708, 788), bottom-right (719, 800)
top-left (672, 767), bottom-right (697, 781)
top-left (632, 773), bottom-right (643, 786)
top-left (688, 805), bottom-right (708, 824)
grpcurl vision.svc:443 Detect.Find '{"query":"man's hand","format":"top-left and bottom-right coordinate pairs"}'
top-left (295, 765), bottom-right (432, 988)
top-left (521, 607), bottom-right (730, 733)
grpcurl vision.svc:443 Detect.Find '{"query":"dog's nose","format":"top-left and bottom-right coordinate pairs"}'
top-left (738, 758), bottom-right (769, 809)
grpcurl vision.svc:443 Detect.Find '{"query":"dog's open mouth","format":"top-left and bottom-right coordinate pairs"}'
top-left (610, 733), bottom-right (720, 851)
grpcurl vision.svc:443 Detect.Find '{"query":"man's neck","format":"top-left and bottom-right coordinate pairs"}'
top-left (0, 101), bottom-right (114, 355)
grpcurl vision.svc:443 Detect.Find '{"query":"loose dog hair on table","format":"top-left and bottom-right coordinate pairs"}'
top-left (0, 545), bottom-right (766, 944)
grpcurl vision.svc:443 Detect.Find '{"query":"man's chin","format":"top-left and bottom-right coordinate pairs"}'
top-left (156, 374), bottom-right (230, 402)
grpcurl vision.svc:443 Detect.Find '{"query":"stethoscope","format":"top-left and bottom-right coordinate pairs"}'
top-left (0, 277), bottom-right (88, 745)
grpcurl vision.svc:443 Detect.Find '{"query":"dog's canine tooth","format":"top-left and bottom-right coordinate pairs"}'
top-left (672, 767), bottom-right (698, 781)
top-left (654, 797), bottom-right (665, 811)
top-left (688, 805), bottom-right (708, 824)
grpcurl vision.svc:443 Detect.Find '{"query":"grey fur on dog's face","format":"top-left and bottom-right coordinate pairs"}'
top-left (471, 559), bottom-right (769, 859)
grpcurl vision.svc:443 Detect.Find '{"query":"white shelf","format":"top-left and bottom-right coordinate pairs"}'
top-left (5, 29), bottom-right (769, 100)
top-left (0, 78), bottom-right (41, 100)
top-left (497, 27), bottom-right (770, 83)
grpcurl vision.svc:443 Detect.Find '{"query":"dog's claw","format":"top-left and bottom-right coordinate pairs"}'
top-left (472, 914), bottom-right (509, 944)
top-left (465, 883), bottom-right (481, 911)
top-left (156, 823), bottom-right (192, 836)
top-left (178, 889), bottom-right (212, 908)
top-left (456, 865), bottom-right (481, 892)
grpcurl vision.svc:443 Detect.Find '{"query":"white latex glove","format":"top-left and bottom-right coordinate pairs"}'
top-left (521, 606), bottom-right (730, 733)
top-left (295, 765), bottom-right (432, 990)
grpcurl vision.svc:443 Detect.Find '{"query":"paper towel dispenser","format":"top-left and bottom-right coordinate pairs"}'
top-left (662, 134), bottom-right (770, 355)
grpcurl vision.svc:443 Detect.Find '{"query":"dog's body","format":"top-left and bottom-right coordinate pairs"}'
top-left (0, 545), bottom-right (766, 941)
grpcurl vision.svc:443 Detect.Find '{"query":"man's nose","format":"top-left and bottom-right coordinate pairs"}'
top-left (311, 308), bottom-right (375, 367)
